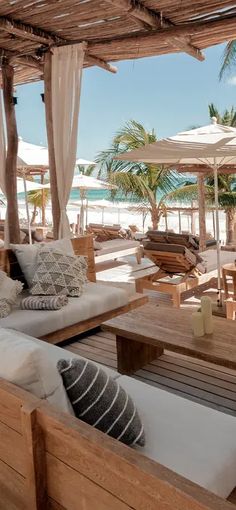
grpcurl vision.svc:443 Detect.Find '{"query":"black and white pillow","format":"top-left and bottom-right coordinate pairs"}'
top-left (30, 247), bottom-right (87, 297)
top-left (57, 358), bottom-right (145, 447)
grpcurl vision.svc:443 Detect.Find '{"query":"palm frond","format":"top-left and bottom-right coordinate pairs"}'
top-left (218, 191), bottom-right (236, 208)
top-left (219, 41), bottom-right (236, 80)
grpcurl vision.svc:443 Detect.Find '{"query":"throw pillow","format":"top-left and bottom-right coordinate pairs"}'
top-left (0, 270), bottom-right (23, 318)
top-left (21, 295), bottom-right (68, 310)
top-left (57, 358), bottom-right (145, 447)
top-left (11, 237), bottom-right (74, 287)
top-left (30, 247), bottom-right (87, 297)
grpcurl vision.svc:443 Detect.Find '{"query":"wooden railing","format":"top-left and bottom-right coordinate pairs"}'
top-left (0, 379), bottom-right (234, 510)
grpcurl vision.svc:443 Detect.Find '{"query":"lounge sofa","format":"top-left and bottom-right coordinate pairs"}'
top-left (0, 327), bottom-right (235, 509)
top-left (0, 235), bottom-right (147, 343)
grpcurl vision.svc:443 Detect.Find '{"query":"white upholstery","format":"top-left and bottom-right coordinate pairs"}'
top-left (200, 249), bottom-right (236, 273)
top-left (95, 238), bottom-right (140, 256)
top-left (0, 328), bottom-right (71, 413)
top-left (118, 376), bottom-right (236, 498)
top-left (0, 282), bottom-right (128, 338)
top-left (4, 328), bottom-right (118, 380)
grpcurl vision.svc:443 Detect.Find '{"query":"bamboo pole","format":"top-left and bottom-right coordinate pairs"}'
top-left (41, 172), bottom-right (46, 227)
top-left (197, 174), bottom-right (206, 251)
top-left (44, 51), bottom-right (60, 239)
top-left (2, 64), bottom-right (20, 243)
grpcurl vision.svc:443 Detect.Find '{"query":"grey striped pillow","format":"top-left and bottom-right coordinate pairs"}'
top-left (57, 358), bottom-right (145, 447)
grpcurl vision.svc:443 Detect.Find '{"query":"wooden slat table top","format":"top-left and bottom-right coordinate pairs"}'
top-left (102, 304), bottom-right (236, 371)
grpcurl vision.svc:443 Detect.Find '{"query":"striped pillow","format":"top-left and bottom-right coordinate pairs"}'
top-left (57, 358), bottom-right (145, 447)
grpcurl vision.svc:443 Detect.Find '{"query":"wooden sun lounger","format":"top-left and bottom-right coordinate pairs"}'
top-left (135, 243), bottom-right (217, 307)
top-left (0, 235), bottom-right (147, 343)
top-left (0, 378), bottom-right (235, 510)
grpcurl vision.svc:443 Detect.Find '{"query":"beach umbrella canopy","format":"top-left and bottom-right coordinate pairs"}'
top-left (17, 138), bottom-right (49, 168)
top-left (116, 118), bottom-right (236, 305)
top-left (76, 158), bottom-right (95, 166)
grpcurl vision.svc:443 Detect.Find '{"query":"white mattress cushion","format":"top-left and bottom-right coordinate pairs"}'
top-left (10, 238), bottom-right (74, 286)
top-left (200, 249), bottom-right (236, 273)
top-left (96, 239), bottom-right (139, 256)
top-left (0, 328), bottom-right (71, 413)
top-left (118, 376), bottom-right (236, 498)
top-left (0, 282), bottom-right (128, 338)
top-left (3, 328), bottom-right (118, 380)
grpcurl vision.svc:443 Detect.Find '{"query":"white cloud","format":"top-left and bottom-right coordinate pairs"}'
top-left (227, 76), bottom-right (236, 85)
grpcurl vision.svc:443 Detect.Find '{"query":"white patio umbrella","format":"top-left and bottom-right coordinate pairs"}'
top-left (45, 174), bottom-right (116, 232)
top-left (116, 118), bottom-right (236, 306)
top-left (76, 158), bottom-right (95, 166)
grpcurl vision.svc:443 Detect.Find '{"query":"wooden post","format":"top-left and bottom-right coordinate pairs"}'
top-left (2, 64), bottom-right (20, 243)
top-left (21, 404), bottom-right (47, 510)
top-left (44, 51), bottom-right (60, 239)
top-left (197, 174), bottom-right (206, 251)
top-left (178, 210), bottom-right (181, 233)
top-left (41, 172), bottom-right (46, 227)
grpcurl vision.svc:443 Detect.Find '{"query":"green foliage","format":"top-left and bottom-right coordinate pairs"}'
top-left (96, 120), bottom-right (178, 218)
top-left (208, 103), bottom-right (236, 126)
top-left (219, 41), bottom-right (236, 80)
top-left (27, 187), bottom-right (50, 209)
top-left (77, 164), bottom-right (96, 176)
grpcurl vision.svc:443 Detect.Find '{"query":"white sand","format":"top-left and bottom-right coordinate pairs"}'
top-left (0, 199), bottom-right (228, 243)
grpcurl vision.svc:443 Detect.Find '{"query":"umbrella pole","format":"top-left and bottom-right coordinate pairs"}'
top-left (214, 165), bottom-right (221, 306)
top-left (23, 173), bottom-right (32, 245)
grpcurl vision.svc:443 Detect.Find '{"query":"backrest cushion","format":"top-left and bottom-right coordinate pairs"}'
top-left (11, 238), bottom-right (74, 287)
top-left (0, 328), bottom-right (71, 413)
top-left (58, 358), bottom-right (145, 447)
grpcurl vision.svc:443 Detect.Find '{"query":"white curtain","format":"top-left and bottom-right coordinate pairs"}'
top-left (51, 44), bottom-right (85, 238)
top-left (0, 92), bottom-right (8, 247)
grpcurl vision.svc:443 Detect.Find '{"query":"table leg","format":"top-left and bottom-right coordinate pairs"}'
top-left (116, 335), bottom-right (163, 375)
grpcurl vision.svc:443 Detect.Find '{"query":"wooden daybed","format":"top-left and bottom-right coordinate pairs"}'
top-left (0, 235), bottom-right (147, 343)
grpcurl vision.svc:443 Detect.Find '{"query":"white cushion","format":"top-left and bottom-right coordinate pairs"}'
top-left (11, 238), bottom-right (74, 287)
top-left (96, 239), bottom-right (139, 256)
top-left (3, 328), bottom-right (118, 381)
top-left (200, 249), bottom-right (236, 273)
top-left (0, 328), bottom-right (71, 413)
top-left (118, 376), bottom-right (236, 498)
top-left (0, 282), bottom-right (128, 338)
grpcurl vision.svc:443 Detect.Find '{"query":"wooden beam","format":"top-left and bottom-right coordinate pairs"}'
top-left (86, 54), bottom-right (117, 73)
top-left (0, 16), bottom-right (59, 45)
top-left (105, 0), bottom-right (204, 61)
top-left (44, 52), bottom-right (60, 239)
top-left (9, 54), bottom-right (43, 71)
top-left (2, 64), bottom-right (20, 244)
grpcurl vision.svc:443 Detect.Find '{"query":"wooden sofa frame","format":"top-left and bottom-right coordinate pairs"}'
top-left (0, 235), bottom-right (147, 344)
top-left (0, 378), bottom-right (235, 510)
top-left (135, 248), bottom-right (217, 307)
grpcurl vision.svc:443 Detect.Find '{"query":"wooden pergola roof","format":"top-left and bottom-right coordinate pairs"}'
top-left (0, 0), bottom-right (236, 85)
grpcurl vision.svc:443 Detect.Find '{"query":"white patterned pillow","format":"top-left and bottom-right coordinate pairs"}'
top-left (30, 247), bottom-right (87, 297)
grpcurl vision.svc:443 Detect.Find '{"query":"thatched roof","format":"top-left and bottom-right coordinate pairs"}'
top-left (0, 0), bottom-right (236, 85)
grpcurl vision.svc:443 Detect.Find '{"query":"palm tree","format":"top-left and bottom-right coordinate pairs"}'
top-left (167, 104), bottom-right (236, 244)
top-left (219, 42), bottom-right (236, 80)
top-left (96, 120), bottom-right (178, 229)
top-left (27, 187), bottom-right (50, 225)
top-left (76, 164), bottom-right (95, 176)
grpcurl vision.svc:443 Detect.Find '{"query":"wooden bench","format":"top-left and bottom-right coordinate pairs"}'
top-left (0, 235), bottom-right (147, 343)
top-left (0, 378), bottom-right (235, 510)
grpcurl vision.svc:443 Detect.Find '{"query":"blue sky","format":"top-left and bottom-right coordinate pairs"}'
top-left (15, 43), bottom-right (236, 161)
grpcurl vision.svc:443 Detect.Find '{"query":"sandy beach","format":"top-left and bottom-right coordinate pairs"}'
top-left (3, 198), bottom-right (228, 243)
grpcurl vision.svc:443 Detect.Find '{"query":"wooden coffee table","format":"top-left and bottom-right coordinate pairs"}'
top-left (102, 303), bottom-right (236, 375)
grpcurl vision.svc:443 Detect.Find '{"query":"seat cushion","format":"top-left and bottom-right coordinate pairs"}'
top-left (96, 239), bottom-right (139, 256)
top-left (200, 249), bottom-right (236, 273)
top-left (4, 328), bottom-right (118, 380)
top-left (118, 376), bottom-right (236, 498)
top-left (0, 282), bottom-right (128, 338)
top-left (0, 328), bottom-right (71, 413)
